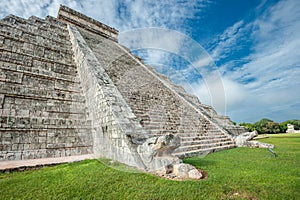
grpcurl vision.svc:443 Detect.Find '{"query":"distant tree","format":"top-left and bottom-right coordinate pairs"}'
top-left (254, 118), bottom-right (273, 134)
top-left (239, 122), bottom-right (255, 132)
top-left (239, 119), bottom-right (300, 134)
top-left (263, 122), bottom-right (281, 134)
top-left (279, 122), bottom-right (288, 133)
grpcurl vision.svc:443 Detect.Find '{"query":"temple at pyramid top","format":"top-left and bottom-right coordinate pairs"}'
top-left (57, 5), bottom-right (118, 41)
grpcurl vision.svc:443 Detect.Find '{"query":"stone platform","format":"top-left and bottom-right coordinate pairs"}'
top-left (0, 154), bottom-right (94, 171)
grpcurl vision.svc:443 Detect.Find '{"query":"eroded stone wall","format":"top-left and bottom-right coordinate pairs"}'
top-left (0, 15), bottom-right (93, 161)
top-left (68, 25), bottom-right (147, 169)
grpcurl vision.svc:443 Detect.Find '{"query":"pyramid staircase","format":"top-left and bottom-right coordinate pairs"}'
top-left (78, 28), bottom-right (238, 158)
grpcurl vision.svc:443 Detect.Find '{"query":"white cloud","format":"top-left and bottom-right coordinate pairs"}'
top-left (187, 76), bottom-right (247, 114)
top-left (210, 0), bottom-right (300, 122)
top-left (118, 1), bottom-right (209, 29)
top-left (0, 0), bottom-right (50, 18)
top-left (210, 20), bottom-right (245, 61)
top-left (0, 0), bottom-right (84, 19)
top-left (0, 0), bottom-right (210, 32)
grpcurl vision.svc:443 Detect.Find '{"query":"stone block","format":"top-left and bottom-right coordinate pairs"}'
top-left (0, 152), bottom-right (5, 160)
top-left (38, 136), bottom-right (47, 143)
top-left (46, 149), bottom-right (54, 157)
top-left (11, 144), bottom-right (19, 151)
top-left (34, 45), bottom-right (45, 57)
top-left (173, 163), bottom-right (203, 180)
top-left (38, 149), bottom-right (47, 158)
top-left (22, 150), bottom-right (35, 160)
top-left (0, 35), bottom-right (4, 46)
top-left (19, 110), bottom-right (30, 117)
top-left (23, 144), bottom-right (30, 150)
top-left (6, 152), bottom-right (16, 160)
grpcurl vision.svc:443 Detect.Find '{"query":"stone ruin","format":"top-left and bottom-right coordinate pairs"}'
top-left (286, 124), bottom-right (300, 133)
top-left (0, 5), bottom-right (268, 179)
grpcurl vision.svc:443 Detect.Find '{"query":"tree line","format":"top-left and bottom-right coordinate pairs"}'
top-left (239, 119), bottom-right (300, 134)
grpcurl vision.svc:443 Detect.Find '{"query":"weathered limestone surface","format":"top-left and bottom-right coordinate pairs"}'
top-left (68, 24), bottom-right (147, 169)
top-left (148, 71), bottom-right (247, 136)
top-left (0, 14), bottom-right (93, 161)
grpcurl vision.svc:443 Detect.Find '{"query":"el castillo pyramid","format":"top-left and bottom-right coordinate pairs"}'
top-left (0, 5), bottom-right (259, 177)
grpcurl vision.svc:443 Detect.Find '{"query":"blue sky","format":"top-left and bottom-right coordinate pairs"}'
top-left (1, 0), bottom-right (299, 123)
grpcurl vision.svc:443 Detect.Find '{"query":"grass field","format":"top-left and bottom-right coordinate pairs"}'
top-left (0, 133), bottom-right (299, 199)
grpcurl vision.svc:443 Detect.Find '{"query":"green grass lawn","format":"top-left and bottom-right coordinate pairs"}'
top-left (1, 134), bottom-right (299, 200)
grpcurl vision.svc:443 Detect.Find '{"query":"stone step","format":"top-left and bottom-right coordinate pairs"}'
top-left (0, 49), bottom-right (76, 72)
top-left (179, 128), bottom-right (223, 133)
top-left (176, 141), bottom-right (234, 152)
top-left (138, 117), bottom-right (170, 123)
top-left (139, 119), bottom-right (215, 127)
top-left (45, 16), bottom-right (67, 28)
top-left (149, 130), bottom-right (226, 137)
top-left (3, 15), bottom-right (69, 38)
top-left (0, 19), bottom-right (71, 46)
top-left (0, 119), bottom-right (91, 130)
top-left (0, 61), bottom-right (80, 83)
top-left (0, 30), bottom-right (73, 54)
top-left (147, 130), bottom-right (178, 136)
top-left (27, 16), bottom-right (69, 37)
top-left (0, 52), bottom-right (78, 77)
top-left (0, 154), bottom-right (94, 171)
top-left (148, 69), bottom-right (208, 112)
top-left (0, 84), bottom-right (86, 103)
top-left (28, 16), bottom-right (68, 33)
top-left (141, 127), bottom-right (229, 138)
top-left (0, 42), bottom-right (74, 67)
top-left (173, 144), bottom-right (236, 158)
top-left (180, 129), bottom-right (224, 138)
top-left (181, 133), bottom-right (229, 138)
top-left (180, 137), bottom-right (232, 145)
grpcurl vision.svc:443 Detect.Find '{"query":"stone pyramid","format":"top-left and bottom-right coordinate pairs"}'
top-left (0, 5), bottom-right (248, 173)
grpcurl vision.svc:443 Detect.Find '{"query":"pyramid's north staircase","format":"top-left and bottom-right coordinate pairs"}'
top-left (78, 28), bottom-right (239, 158)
